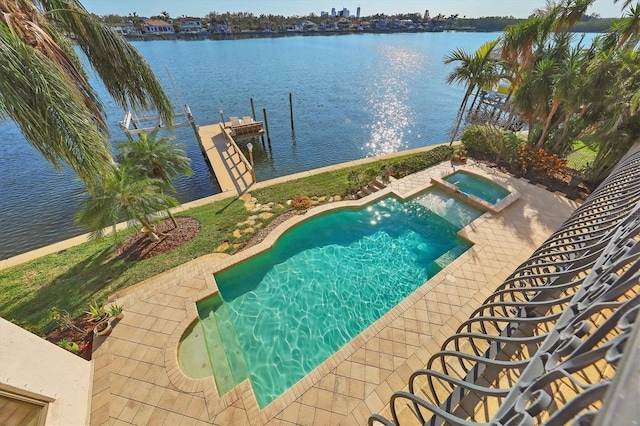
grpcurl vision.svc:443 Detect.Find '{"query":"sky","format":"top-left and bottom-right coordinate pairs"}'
top-left (81, 0), bottom-right (623, 19)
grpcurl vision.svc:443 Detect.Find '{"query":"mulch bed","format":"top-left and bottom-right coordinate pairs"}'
top-left (45, 313), bottom-right (96, 360)
top-left (115, 217), bottom-right (201, 261)
top-left (469, 154), bottom-right (592, 202)
top-left (44, 217), bottom-right (202, 359)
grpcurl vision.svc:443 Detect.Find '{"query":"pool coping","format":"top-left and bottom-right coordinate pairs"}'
top-left (162, 163), bottom-right (522, 420)
top-left (430, 170), bottom-right (521, 214)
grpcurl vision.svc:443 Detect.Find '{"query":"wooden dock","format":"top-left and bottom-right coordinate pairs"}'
top-left (197, 123), bottom-right (256, 193)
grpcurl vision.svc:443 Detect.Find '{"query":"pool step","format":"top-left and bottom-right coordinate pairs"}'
top-left (435, 244), bottom-right (470, 269)
top-left (356, 178), bottom-right (387, 199)
top-left (178, 321), bottom-right (215, 379)
top-left (199, 311), bottom-right (236, 394)
top-left (215, 304), bottom-right (251, 387)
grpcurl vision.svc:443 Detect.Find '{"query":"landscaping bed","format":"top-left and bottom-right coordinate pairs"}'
top-left (470, 152), bottom-right (592, 202)
top-left (7, 143), bottom-right (586, 344)
top-left (45, 314), bottom-right (95, 360)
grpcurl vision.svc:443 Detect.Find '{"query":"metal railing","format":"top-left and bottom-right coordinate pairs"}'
top-left (370, 145), bottom-right (640, 426)
top-left (220, 124), bottom-right (256, 183)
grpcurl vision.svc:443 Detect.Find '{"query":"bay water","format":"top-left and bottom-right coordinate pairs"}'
top-left (0, 32), bottom-right (499, 259)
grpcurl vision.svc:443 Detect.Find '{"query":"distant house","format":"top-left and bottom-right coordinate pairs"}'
top-left (300, 20), bottom-right (318, 31)
top-left (320, 19), bottom-right (337, 30)
top-left (178, 17), bottom-right (204, 33)
top-left (210, 22), bottom-right (232, 34)
top-left (111, 24), bottom-right (141, 36)
top-left (337, 18), bottom-right (351, 30)
top-left (370, 18), bottom-right (390, 29)
top-left (142, 19), bottom-right (174, 34)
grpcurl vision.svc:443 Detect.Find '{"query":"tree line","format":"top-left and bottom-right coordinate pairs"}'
top-left (445, 0), bottom-right (639, 182)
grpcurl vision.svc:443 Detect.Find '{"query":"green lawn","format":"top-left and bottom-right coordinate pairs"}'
top-left (566, 137), bottom-right (599, 172)
top-left (0, 146), bottom-right (453, 334)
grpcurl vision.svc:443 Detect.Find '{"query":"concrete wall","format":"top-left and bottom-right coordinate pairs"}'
top-left (0, 318), bottom-right (92, 425)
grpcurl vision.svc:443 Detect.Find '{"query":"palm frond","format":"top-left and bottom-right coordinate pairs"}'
top-left (36, 0), bottom-right (174, 125)
top-left (0, 24), bottom-right (111, 180)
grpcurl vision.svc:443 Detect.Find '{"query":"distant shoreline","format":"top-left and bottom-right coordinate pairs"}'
top-left (123, 27), bottom-right (606, 42)
top-left (123, 28), bottom-right (446, 42)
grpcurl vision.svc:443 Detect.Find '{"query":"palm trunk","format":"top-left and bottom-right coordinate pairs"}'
top-left (449, 85), bottom-right (475, 144)
top-left (553, 114), bottom-right (573, 153)
top-left (536, 100), bottom-right (560, 149)
top-left (468, 87), bottom-right (482, 113)
top-left (137, 216), bottom-right (160, 241)
top-left (166, 208), bottom-right (178, 228)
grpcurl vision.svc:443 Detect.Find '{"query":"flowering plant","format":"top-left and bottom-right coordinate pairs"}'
top-left (292, 195), bottom-right (312, 211)
top-left (518, 146), bottom-right (567, 178)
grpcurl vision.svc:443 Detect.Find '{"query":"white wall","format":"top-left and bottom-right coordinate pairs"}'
top-left (0, 318), bottom-right (92, 425)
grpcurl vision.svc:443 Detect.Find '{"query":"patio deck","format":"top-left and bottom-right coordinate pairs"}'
top-left (88, 161), bottom-right (578, 425)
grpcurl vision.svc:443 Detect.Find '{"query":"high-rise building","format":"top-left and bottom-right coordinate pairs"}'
top-left (357, 7), bottom-right (361, 18)
top-left (425, 9), bottom-right (430, 20)
top-left (343, 8), bottom-right (349, 17)
top-left (331, 7), bottom-right (336, 17)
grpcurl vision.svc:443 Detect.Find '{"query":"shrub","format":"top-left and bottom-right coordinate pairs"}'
top-left (291, 195), bottom-right (312, 211)
top-left (363, 167), bottom-right (379, 182)
top-left (461, 125), bottom-right (499, 156)
top-left (502, 132), bottom-right (527, 164)
top-left (462, 125), bottom-right (525, 165)
top-left (518, 146), bottom-right (567, 179)
top-left (389, 146), bottom-right (454, 178)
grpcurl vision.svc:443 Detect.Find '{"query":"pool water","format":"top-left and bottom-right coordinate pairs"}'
top-left (194, 189), bottom-right (482, 407)
top-left (443, 171), bottom-right (510, 204)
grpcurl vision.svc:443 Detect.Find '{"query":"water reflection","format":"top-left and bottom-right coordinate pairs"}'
top-left (365, 44), bottom-right (422, 156)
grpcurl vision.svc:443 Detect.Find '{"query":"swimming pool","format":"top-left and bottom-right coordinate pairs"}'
top-left (184, 189), bottom-right (483, 408)
top-left (443, 171), bottom-right (511, 204)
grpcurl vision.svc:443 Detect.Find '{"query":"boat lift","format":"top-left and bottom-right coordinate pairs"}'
top-left (119, 104), bottom-right (201, 144)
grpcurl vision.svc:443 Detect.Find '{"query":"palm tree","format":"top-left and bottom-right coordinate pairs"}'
top-left (444, 38), bottom-right (501, 143)
top-left (614, 3), bottom-right (640, 48)
top-left (0, 0), bottom-right (173, 182)
top-left (117, 131), bottom-right (192, 227)
top-left (76, 163), bottom-right (178, 241)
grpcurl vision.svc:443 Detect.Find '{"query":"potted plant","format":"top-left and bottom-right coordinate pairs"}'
top-left (107, 303), bottom-right (124, 320)
top-left (94, 319), bottom-right (112, 336)
top-left (57, 339), bottom-right (79, 353)
top-left (452, 147), bottom-right (468, 164)
top-left (85, 300), bottom-right (107, 322)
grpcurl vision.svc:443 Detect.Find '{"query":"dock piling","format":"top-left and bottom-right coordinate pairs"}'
top-left (250, 98), bottom-right (256, 121)
top-left (289, 92), bottom-right (295, 137)
top-left (263, 108), bottom-right (272, 147)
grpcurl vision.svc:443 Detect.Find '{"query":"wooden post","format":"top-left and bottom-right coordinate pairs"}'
top-left (263, 108), bottom-right (272, 146)
top-left (250, 98), bottom-right (256, 121)
top-left (289, 92), bottom-right (295, 136)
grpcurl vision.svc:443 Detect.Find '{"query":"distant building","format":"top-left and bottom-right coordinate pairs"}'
top-left (337, 17), bottom-right (351, 30)
top-left (331, 7), bottom-right (336, 17)
top-left (321, 11), bottom-right (328, 16)
top-left (142, 19), bottom-right (174, 34)
top-left (111, 24), bottom-right (141, 36)
top-left (210, 22), bottom-right (232, 34)
top-left (320, 19), bottom-right (337, 30)
top-left (357, 7), bottom-right (361, 18)
top-left (178, 17), bottom-right (204, 33)
top-left (425, 9), bottom-right (430, 20)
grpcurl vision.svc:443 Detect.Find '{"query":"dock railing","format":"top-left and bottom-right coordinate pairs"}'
top-left (220, 123), bottom-right (256, 183)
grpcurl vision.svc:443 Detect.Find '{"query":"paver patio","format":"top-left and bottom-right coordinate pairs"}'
top-left (89, 161), bottom-right (578, 425)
